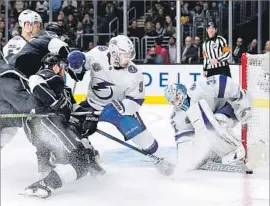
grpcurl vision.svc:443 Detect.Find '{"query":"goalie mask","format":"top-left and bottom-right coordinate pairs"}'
top-left (108, 35), bottom-right (136, 68)
top-left (164, 83), bottom-right (190, 111)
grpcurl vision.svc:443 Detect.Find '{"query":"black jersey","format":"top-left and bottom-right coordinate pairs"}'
top-left (0, 30), bottom-right (69, 77)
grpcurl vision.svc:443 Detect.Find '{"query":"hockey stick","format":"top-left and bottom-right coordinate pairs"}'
top-left (0, 111), bottom-right (99, 119)
top-left (96, 129), bottom-right (175, 175)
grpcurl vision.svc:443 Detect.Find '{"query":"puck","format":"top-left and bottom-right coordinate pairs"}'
top-left (246, 170), bottom-right (253, 174)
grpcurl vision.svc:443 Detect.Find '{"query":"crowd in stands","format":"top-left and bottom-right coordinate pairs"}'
top-left (0, 0), bottom-right (269, 64)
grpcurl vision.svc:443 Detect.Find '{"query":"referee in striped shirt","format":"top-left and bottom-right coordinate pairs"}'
top-left (202, 22), bottom-right (231, 77)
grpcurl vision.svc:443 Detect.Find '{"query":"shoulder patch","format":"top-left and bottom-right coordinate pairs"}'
top-left (128, 65), bottom-right (137, 73)
top-left (97, 46), bottom-right (108, 51)
top-left (92, 63), bottom-right (102, 72)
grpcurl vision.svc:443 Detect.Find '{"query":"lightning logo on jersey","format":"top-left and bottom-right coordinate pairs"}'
top-left (91, 78), bottom-right (115, 100)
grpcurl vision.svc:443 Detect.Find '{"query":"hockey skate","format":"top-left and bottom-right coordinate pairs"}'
top-left (153, 157), bottom-right (175, 176)
top-left (20, 180), bottom-right (52, 199)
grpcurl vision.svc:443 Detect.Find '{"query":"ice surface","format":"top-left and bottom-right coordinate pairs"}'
top-left (1, 105), bottom-right (269, 206)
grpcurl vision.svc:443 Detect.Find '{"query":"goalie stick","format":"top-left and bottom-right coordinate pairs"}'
top-left (96, 129), bottom-right (175, 176)
top-left (199, 161), bottom-right (253, 174)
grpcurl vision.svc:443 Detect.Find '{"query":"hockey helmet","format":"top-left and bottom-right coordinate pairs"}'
top-left (18, 9), bottom-right (35, 31)
top-left (31, 11), bottom-right (42, 23)
top-left (108, 35), bottom-right (135, 67)
top-left (46, 22), bottom-right (68, 41)
top-left (41, 53), bottom-right (67, 69)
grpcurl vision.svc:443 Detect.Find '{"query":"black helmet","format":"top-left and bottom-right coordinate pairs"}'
top-left (46, 22), bottom-right (67, 38)
top-left (41, 53), bottom-right (65, 69)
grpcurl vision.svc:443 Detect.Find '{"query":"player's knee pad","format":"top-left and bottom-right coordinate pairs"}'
top-left (68, 144), bottom-right (90, 179)
top-left (132, 130), bottom-right (158, 154)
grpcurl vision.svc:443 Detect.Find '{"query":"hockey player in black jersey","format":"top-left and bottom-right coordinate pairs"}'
top-left (0, 22), bottom-right (70, 149)
top-left (0, 22), bottom-right (100, 174)
top-left (21, 53), bottom-right (104, 198)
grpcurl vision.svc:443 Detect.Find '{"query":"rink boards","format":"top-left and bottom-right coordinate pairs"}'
top-left (66, 64), bottom-right (268, 107)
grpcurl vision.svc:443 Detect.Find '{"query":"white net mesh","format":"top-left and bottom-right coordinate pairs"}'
top-left (245, 53), bottom-right (270, 166)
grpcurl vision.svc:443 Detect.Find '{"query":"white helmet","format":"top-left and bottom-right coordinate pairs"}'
top-left (108, 35), bottom-right (135, 67)
top-left (18, 9), bottom-right (35, 31)
top-left (31, 11), bottom-right (42, 24)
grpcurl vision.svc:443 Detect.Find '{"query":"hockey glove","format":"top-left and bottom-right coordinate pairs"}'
top-left (72, 107), bottom-right (99, 137)
top-left (67, 50), bottom-right (86, 71)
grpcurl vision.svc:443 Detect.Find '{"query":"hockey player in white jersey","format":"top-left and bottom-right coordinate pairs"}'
top-left (66, 35), bottom-right (174, 175)
top-left (2, 9), bottom-right (42, 58)
top-left (164, 75), bottom-right (252, 172)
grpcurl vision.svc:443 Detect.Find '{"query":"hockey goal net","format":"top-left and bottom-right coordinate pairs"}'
top-left (241, 52), bottom-right (270, 168)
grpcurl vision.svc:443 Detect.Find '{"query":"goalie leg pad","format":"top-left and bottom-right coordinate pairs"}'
top-left (187, 99), bottom-right (242, 157)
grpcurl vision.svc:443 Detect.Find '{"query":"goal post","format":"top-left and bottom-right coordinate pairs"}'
top-left (241, 52), bottom-right (270, 167)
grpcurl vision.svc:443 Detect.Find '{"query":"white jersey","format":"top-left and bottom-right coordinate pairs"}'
top-left (3, 36), bottom-right (27, 57)
top-left (84, 46), bottom-right (145, 115)
top-left (170, 75), bottom-right (241, 140)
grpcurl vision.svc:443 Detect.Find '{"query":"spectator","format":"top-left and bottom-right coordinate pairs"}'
top-left (52, 0), bottom-right (62, 21)
top-left (128, 20), bottom-right (142, 38)
top-left (23, 1), bottom-right (31, 10)
top-left (15, 1), bottom-right (24, 13)
top-left (155, 8), bottom-right (165, 26)
top-left (168, 36), bottom-right (177, 64)
top-left (88, 41), bottom-right (94, 51)
top-left (8, 3), bottom-right (18, 23)
top-left (181, 2), bottom-right (190, 17)
top-left (66, 27), bottom-right (76, 47)
top-left (153, 22), bottom-right (165, 37)
top-left (67, 14), bottom-right (76, 30)
top-left (82, 13), bottom-right (93, 33)
top-left (210, 2), bottom-right (218, 10)
top-left (263, 40), bottom-right (270, 53)
top-left (144, 21), bottom-right (155, 36)
top-left (194, 36), bottom-right (202, 62)
top-left (144, 46), bottom-right (157, 64)
top-left (57, 15), bottom-right (64, 26)
top-left (0, 21), bottom-right (5, 38)
top-left (182, 36), bottom-right (198, 64)
top-left (62, 0), bottom-right (76, 16)
top-left (190, 3), bottom-right (204, 27)
top-left (35, 0), bottom-right (49, 22)
top-left (232, 37), bottom-right (246, 63)
top-left (62, 0), bottom-right (77, 9)
top-left (164, 15), bottom-right (175, 36)
top-left (75, 21), bottom-right (84, 45)
top-left (154, 38), bottom-right (169, 63)
top-left (166, 1), bottom-right (176, 20)
top-left (247, 39), bottom-right (257, 54)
